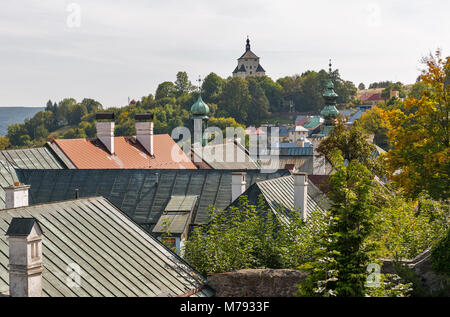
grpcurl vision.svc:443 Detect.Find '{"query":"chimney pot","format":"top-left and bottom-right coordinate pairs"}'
top-left (231, 172), bottom-right (247, 202)
top-left (135, 114), bottom-right (154, 156)
top-left (96, 113), bottom-right (115, 155)
top-left (5, 184), bottom-right (30, 209)
top-left (293, 172), bottom-right (308, 221)
top-left (6, 218), bottom-right (43, 297)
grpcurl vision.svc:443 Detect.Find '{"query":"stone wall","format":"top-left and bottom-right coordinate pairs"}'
top-left (207, 269), bottom-right (307, 297)
top-left (381, 249), bottom-right (449, 296)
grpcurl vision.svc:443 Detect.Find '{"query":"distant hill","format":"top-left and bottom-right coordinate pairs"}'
top-left (0, 107), bottom-right (45, 136)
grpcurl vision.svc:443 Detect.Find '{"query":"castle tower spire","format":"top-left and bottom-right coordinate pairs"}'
top-left (246, 36), bottom-right (251, 51)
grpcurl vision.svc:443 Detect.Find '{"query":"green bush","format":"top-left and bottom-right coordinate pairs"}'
top-left (431, 228), bottom-right (450, 275)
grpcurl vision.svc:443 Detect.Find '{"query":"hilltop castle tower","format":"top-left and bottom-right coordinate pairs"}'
top-left (232, 37), bottom-right (266, 78)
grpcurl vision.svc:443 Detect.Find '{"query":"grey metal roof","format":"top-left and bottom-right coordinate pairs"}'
top-left (192, 143), bottom-right (260, 170)
top-left (153, 212), bottom-right (190, 235)
top-left (15, 169), bottom-right (290, 228)
top-left (279, 147), bottom-right (314, 156)
top-left (45, 142), bottom-right (77, 169)
top-left (0, 197), bottom-right (212, 297)
top-left (0, 147), bottom-right (68, 208)
top-left (165, 195), bottom-right (198, 212)
top-left (242, 175), bottom-right (330, 224)
top-left (153, 195), bottom-right (198, 235)
top-left (0, 147), bottom-right (66, 170)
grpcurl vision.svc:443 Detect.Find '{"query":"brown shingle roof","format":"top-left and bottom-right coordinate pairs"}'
top-left (52, 135), bottom-right (197, 169)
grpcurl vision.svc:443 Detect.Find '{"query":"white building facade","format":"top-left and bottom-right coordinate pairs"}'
top-left (232, 37), bottom-right (266, 78)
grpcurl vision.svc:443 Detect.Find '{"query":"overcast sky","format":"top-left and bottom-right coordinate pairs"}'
top-left (0, 0), bottom-right (448, 108)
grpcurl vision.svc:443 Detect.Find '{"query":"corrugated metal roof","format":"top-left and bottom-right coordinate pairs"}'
top-left (245, 175), bottom-right (330, 224)
top-left (0, 148), bottom-right (65, 170)
top-left (303, 116), bottom-right (323, 129)
top-left (52, 135), bottom-right (197, 169)
top-left (15, 169), bottom-right (290, 228)
top-left (279, 147), bottom-right (314, 156)
top-left (45, 142), bottom-right (77, 169)
top-left (165, 195), bottom-right (198, 212)
top-left (153, 212), bottom-right (190, 235)
top-left (0, 148), bottom-right (67, 208)
top-left (192, 143), bottom-right (260, 170)
top-left (0, 197), bottom-right (212, 297)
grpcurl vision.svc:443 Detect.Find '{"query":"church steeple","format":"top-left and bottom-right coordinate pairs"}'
top-left (233, 36), bottom-right (266, 78)
top-left (321, 59), bottom-right (339, 116)
top-left (246, 36), bottom-right (251, 51)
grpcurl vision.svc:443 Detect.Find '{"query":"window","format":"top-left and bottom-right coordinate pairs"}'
top-left (31, 242), bottom-right (39, 260)
top-left (250, 71), bottom-right (253, 74)
top-left (162, 237), bottom-right (177, 250)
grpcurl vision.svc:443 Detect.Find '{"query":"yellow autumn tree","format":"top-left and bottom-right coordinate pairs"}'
top-left (381, 50), bottom-right (449, 200)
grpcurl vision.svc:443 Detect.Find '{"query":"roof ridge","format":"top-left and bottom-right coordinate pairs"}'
top-left (0, 196), bottom-right (107, 212)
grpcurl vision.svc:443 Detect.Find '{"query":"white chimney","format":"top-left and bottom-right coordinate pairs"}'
top-left (293, 172), bottom-right (308, 221)
top-left (135, 114), bottom-right (154, 156)
top-left (96, 113), bottom-right (115, 155)
top-left (5, 183), bottom-right (30, 209)
top-left (6, 218), bottom-right (43, 297)
top-left (231, 172), bottom-right (247, 202)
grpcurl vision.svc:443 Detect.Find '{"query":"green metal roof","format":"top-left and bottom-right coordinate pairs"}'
top-left (15, 169), bottom-right (290, 228)
top-left (0, 197), bottom-right (212, 297)
top-left (320, 105), bottom-right (340, 117)
top-left (303, 116), bottom-right (322, 129)
top-left (190, 96), bottom-right (210, 117)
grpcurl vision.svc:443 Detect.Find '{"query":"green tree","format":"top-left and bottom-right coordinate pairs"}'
top-left (407, 81), bottom-right (431, 100)
top-left (381, 50), bottom-right (449, 200)
top-left (67, 103), bottom-right (88, 125)
top-left (155, 81), bottom-right (176, 100)
top-left (174, 71), bottom-right (194, 97)
top-left (381, 82), bottom-right (406, 100)
top-left (298, 150), bottom-right (377, 297)
top-left (317, 118), bottom-right (383, 176)
top-left (0, 136), bottom-right (10, 150)
top-left (7, 123), bottom-right (27, 146)
top-left (201, 72), bottom-right (225, 104)
top-left (56, 98), bottom-right (77, 126)
top-left (184, 196), bottom-right (327, 275)
top-left (247, 78), bottom-right (270, 126)
top-left (252, 76), bottom-right (284, 113)
top-left (358, 83), bottom-right (366, 90)
top-left (80, 98), bottom-right (103, 113)
top-left (219, 77), bottom-right (251, 124)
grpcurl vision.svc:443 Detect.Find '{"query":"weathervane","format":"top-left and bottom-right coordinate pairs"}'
top-left (197, 76), bottom-right (202, 94)
top-left (329, 59), bottom-right (332, 74)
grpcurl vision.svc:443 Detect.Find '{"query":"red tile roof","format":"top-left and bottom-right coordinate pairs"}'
top-left (52, 135), bottom-right (197, 169)
top-left (362, 93), bottom-right (383, 102)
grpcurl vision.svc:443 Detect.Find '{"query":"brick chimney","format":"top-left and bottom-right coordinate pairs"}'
top-left (135, 114), bottom-right (154, 156)
top-left (5, 183), bottom-right (30, 209)
top-left (96, 112), bottom-right (115, 154)
top-left (6, 218), bottom-right (43, 297)
top-left (293, 172), bottom-right (308, 221)
top-left (231, 172), bottom-right (247, 203)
